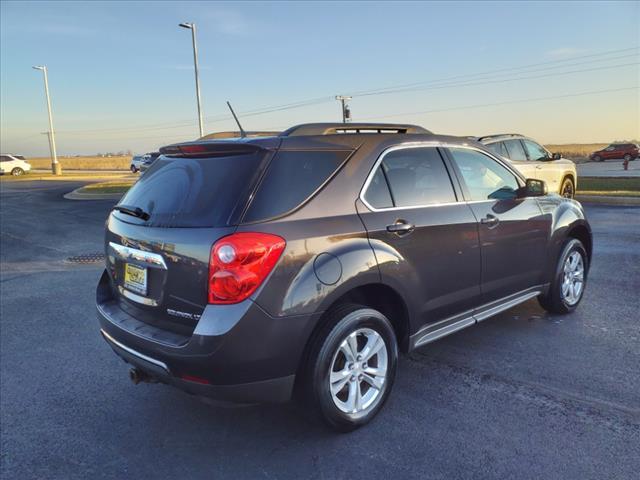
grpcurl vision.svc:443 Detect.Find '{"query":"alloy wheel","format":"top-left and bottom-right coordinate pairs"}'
top-left (329, 328), bottom-right (388, 415)
top-left (561, 179), bottom-right (574, 198)
top-left (561, 251), bottom-right (584, 305)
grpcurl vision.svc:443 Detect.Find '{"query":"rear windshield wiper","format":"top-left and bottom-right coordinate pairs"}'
top-left (112, 204), bottom-right (150, 221)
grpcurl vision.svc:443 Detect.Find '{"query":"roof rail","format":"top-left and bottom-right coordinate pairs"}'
top-left (280, 123), bottom-right (431, 137)
top-left (476, 133), bottom-right (523, 142)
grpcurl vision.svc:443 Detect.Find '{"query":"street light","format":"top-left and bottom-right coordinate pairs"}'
top-left (32, 65), bottom-right (61, 175)
top-left (179, 22), bottom-right (204, 138)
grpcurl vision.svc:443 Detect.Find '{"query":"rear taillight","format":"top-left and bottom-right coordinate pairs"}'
top-left (208, 233), bottom-right (286, 304)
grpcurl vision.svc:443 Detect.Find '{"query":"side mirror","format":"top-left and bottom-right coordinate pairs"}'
top-left (552, 152), bottom-right (562, 160)
top-left (518, 178), bottom-right (547, 198)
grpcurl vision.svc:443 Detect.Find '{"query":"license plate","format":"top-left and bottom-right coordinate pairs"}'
top-left (124, 263), bottom-right (147, 296)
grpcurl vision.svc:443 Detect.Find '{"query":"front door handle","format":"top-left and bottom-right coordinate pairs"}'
top-left (480, 214), bottom-right (499, 228)
top-left (386, 220), bottom-right (415, 236)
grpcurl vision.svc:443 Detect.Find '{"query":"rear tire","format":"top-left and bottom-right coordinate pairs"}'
top-left (560, 177), bottom-right (575, 198)
top-left (11, 168), bottom-right (24, 176)
top-left (538, 239), bottom-right (588, 314)
top-left (130, 165), bottom-right (138, 173)
top-left (302, 303), bottom-right (398, 432)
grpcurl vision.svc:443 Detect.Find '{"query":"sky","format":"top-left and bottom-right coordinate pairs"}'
top-left (1, 0), bottom-right (638, 157)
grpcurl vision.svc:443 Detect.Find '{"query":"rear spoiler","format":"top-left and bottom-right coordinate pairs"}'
top-left (159, 138), bottom-right (278, 157)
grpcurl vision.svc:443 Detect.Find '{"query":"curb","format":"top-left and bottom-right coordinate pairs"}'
top-left (575, 195), bottom-right (640, 206)
top-left (64, 188), bottom-right (124, 201)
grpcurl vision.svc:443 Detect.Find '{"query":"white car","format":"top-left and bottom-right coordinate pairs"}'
top-left (130, 155), bottom-right (145, 173)
top-left (0, 154), bottom-right (31, 176)
top-left (478, 134), bottom-right (577, 198)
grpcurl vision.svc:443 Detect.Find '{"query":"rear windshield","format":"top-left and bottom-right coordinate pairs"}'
top-left (242, 149), bottom-right (351, 223)
top-left (115, 152), bottom-right (267, 227)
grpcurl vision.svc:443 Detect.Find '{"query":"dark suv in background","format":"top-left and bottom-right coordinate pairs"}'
top-left (97, 123), bottom-right (592, 431)
top-left (590, 143), bottom-right (639, 162)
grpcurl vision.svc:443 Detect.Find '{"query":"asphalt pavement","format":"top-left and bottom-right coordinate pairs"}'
top-left (1, 180), bottom-right (639, 480)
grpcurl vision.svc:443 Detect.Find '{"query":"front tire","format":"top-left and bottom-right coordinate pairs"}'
top-left (11, 167), bottom-right (24, 176)
top-left (593, 155), bottom-right (602, 162)
top-left (130, 165), bottom-right (138, 173)
top-left (560, 177), bottom-right (575, 198)
top-left (303, 304), bottom-right (398, 432)
top-left (623, 154), bottom-right (632, 162)
top-left (538, 239), bottom-right (588, 314)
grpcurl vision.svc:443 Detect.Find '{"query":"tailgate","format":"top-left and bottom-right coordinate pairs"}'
top-left (105, 215), bottom-right (235, 334)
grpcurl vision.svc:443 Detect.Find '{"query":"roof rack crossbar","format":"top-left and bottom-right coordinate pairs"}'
top-left (281, 123), bottom-right (431, 137)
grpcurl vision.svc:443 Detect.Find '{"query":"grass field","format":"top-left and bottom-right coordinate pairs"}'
top-left (77, 180), bottom-right (136, 194)
top-left (27, 156), bottom-right (131, 170)
top-left (544, 144), bottom-right (607, 161)
top-left (577, 177), bottom-right (640, 197)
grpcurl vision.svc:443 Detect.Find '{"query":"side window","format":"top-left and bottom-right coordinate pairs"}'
top-left (522, 139), bottom-right (549, 161)
top-left (378, 147), bottom-right (456, 207)
top-left (363, 168), bottom-right (393, 209)
top-left (243, 149), bottom-right (350, 222)
top-left (0, 156), bottom-right (10, 162)
top-left (503, 139), bottom-right (528, 161)
top-left (448, 148), bottom-right (520, 201)
top-left (486, 141), bottom-right (509, 158)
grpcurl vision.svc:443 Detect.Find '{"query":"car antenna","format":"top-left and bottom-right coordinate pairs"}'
top-left (226, 101), bottom-right (246, 138)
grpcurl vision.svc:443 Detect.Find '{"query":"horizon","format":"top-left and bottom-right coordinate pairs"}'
top-left (1, 0), bottom-right (638, 156)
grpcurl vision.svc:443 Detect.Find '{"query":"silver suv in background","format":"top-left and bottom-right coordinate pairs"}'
top-left (130, 155), bottom-right (145, 173)
top-left (0, 154), bottom-right (31, 176)
top-left (477, 134), bottom-right (577, 198)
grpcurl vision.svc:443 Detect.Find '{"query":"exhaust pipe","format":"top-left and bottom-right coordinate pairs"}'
top-left (129, 367), bottom-right (153, 385)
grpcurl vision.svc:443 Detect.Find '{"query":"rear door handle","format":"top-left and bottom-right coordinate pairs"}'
top-left (386, 220), bottom-right (415, 235)
top-left (480, 214), bottom-right (499, 228)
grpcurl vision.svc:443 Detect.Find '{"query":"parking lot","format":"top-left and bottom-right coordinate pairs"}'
top-left (1, 180), bottom-right (639, 479)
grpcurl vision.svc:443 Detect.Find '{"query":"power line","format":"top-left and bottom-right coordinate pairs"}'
top-left (27, 47), bottom-right (640, 137)
top-left (46, 86), bottom-right (637, 143)
top-left (347, 46), bottom-right (639, 96)
top-left (353, 62), bottom-right (640, 98)
top-left (358, 86), bottom-right (638, 121)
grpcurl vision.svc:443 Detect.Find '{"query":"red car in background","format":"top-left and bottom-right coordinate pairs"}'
top-left (590, 143), bottom-right (639, 162)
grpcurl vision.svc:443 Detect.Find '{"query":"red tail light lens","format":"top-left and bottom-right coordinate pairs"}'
top-left (208, 233), bottom-right (286, 304)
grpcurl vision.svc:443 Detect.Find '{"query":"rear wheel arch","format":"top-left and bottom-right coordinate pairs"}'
top-left (296, 283), bottom-right (410, 391)
top-left (567, 224), bottom-right (592, 266)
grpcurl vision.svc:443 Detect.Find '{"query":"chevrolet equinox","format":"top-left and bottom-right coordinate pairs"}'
top-left (97, 123), bottom-right (592, 431)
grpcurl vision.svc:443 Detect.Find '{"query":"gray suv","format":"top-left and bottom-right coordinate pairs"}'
top-left (97, 123), bottom-right (592, 431)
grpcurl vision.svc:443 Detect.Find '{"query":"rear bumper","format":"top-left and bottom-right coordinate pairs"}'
top-left (96, 270), bottom-right (319, 403)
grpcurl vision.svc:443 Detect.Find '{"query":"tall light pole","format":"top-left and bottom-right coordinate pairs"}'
top-left (33, 65), bottom-right (61, 175)
top-left (335, 95), bottom-right (352, 123)
top-left (179, 22), bottom-right (204, 138)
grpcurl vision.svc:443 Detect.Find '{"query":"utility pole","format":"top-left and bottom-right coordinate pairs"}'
top-left (179, 22), bottom-right (204, 138)
top-left (33, 65), bottom-right (61, 175)
top-left (335, 95), bottom-right (352, 123)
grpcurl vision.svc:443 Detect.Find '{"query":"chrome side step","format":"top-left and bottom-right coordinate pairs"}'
top-left (409, 286), bottom-right (544, 351)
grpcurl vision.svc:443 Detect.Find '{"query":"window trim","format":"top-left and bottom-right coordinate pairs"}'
top-left (360, 142), bottom-right (501, 212)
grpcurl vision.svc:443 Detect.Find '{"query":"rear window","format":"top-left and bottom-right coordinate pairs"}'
top-left (116, 152), bottom-right (267, 227)
top-left (486, 141), bottom-right (509, 158)
top-left (504, 139), bottom-right (528, 161)
top-left (242, 150), bottom-right (351, 223)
